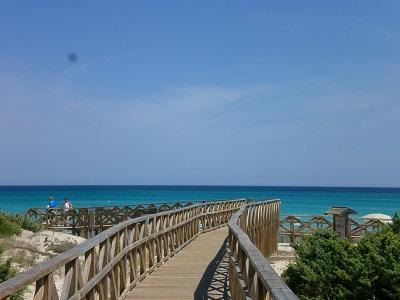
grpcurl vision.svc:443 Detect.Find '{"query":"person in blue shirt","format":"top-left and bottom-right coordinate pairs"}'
top-left (47, 197), bottom-right (57, 209)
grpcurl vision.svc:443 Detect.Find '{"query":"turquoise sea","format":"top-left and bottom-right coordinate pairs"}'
top-left (0, 186), bottom-right (399, 220)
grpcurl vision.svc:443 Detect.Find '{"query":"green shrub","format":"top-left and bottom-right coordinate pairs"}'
top-left (390, 212), bottom-right (400, 234)
top-left (282, 230), bottom-right (365, 299)
top-left (0, 213), bottom-right (42, 232)
top-left (283, 225), bottom-right (400, 300)
top-left (356, 228), bottom-right (400, 299)
top-left (0, 214), bottom-right (21, 238)
top-left (0, 260), bottom-right (24, 300)
top-left (4, 214), bottom-right (42, 233)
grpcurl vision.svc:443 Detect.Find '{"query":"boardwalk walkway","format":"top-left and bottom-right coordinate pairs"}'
top-left (0, 200), bottom-right (298, 300)
top-left (127, 228), bottom-right (230, 300)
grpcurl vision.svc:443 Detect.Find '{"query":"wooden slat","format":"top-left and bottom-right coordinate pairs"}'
top-left (126, 228), bottom-right (229, 300)
top-left (228, 201), bottom-right (298, 300)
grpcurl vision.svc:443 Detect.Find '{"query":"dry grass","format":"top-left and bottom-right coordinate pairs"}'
top-left (0, 238), bottom-right (52, 268)
top-left (0, 239), bottom-right (51, 257)
top-left (47, 241), bottom-right (76, 254)
top-left (11, 249), bottom-right (36, 267)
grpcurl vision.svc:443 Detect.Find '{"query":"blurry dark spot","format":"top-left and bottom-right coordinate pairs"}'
top-left (68, 52), bottom-right (78, 63)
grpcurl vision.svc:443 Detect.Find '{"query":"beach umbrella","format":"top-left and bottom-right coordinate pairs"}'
top-left (362, 213), bottom-right (393, 224)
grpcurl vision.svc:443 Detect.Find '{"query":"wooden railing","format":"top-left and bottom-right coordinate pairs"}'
top-left (228, 200), bottom-right (298, 300)
top-left (279, 215), bottom-right (387, 243)
top-left (349, 218), bottom-right (387, 240)
top-left (26, 202), bottom-right (197, 237)
top-left (0, 199), bottom-right (246, 300)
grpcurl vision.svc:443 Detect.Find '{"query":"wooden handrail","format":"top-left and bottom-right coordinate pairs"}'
top-left (0, 199), bottom-right (247, 300)
top-left (279, 215), bottom-right (387, 242)
top-left (25, 202), bottom-right (200, 237)
top-left (228, 200), bottom-right (298, 300)
top-left (26, 201), bottom-right (205, 212)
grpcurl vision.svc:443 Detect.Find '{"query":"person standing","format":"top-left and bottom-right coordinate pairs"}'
top-left (63, 198), bottom-right (73, 211)
top-left (63, 198), bottom-right (73, 225)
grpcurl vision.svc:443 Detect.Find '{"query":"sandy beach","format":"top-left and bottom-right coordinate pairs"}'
top-left (0, 230), bottom-right (86, 299)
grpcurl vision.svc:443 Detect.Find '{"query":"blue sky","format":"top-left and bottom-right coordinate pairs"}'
top-left (0, 1), bottom-right (399, 186)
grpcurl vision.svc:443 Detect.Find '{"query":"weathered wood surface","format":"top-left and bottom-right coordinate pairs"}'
top-left (279, 215), bottom-right (387, 243)
top-left (0, 199), bottom-right (247, 300)
top-left (27, 202), bottom-right (385, 242)
top-left (26, 202), bottom-right (198, 237)
top-left (126, 228), bottom-right (229, 300)
top-left (1, 199), bottom-right (296, 300)
top-left (228, 201), bottom-right (298, 300)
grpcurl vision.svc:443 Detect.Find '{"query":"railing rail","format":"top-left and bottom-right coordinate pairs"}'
top-left (0, 199), bottom-right (246, 300)
top-left (25, 202), bottom-right (198, 237)
top-left (279, 215), bottom-right (387, 243)
top-left (228, 200), bottom-right (298, 300)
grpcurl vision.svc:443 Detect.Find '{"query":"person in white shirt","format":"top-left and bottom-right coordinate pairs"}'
top-left (63, 198), bottom-right (73, 225)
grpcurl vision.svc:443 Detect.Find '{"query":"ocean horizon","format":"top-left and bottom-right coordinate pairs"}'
top-left (0, 185), bottom-right (399, 220)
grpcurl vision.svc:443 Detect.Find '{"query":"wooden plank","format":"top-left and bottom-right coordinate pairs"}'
top-left (228, 201), bottom-right (298, 300)
top-left (126, 228), bottom-right (229, 300)
top-left (0, 199), bottom-right (248, 299)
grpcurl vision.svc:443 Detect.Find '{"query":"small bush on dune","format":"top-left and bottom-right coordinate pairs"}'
top-left (4, 214), bottom-right (42, 233)
top-left (390, 212), bottom-right (400, 234)
top-left (283, 222), bottom-right (400, 300)
top-left (282, 230), bottom-right (368, 299)
top-left (0, 260), bottom-right (24, 300)
top-left (0, 212), bottom-right (41, 300)
top-left (0, 214), bottom-right (21, 238)
top-left (0, 212), bottom-right (42, 236)
top-left (356, 228), bottom-right (400, 299)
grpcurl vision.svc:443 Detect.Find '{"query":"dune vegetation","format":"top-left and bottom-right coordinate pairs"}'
top-left (283, 214), bottom-right (400, 300)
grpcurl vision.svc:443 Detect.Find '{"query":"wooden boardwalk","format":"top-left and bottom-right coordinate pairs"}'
top-left (0, 200), bottom-right (298, 300)
top-left (126, 228), bottom-right (230, 300)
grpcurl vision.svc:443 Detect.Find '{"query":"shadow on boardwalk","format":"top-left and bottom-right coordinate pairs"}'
top-left (194, 238), bottom-right (230, 300)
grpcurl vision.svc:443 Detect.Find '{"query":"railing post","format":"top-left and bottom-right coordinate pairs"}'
top-left (240, 209), bottom-right (247, 232)
top-left (290, 218), bottom-right (295, 243)
top-left (34, 274), bottom-right (57, 300)
top-left (45, 210), bottom-right (49, 227)
top-left (88, 210), bottom-right (96, 239)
